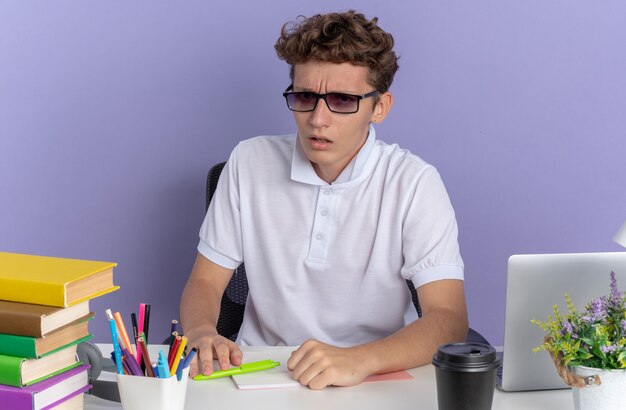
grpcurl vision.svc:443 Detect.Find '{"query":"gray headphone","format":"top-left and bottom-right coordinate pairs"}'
top-left (76, 341), bottom-right (120, 402)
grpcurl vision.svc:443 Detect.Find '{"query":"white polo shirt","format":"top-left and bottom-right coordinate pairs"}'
top-left (198, 125), bottom-right (464, 347)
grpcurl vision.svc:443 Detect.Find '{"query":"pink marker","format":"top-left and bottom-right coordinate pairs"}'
top-left (137, 303), bottom-right (146, 363)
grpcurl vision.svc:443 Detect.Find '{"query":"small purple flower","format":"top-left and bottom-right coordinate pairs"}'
top-left (562, 321), bottom-right (573, 335)
top-left (606, 271), bottom-right (624, 309)
top-left (589, 297), bottom-right (607, 321)
top-left (621, 320), bottom-right (626, 332)
top-left (610, 271), bottom-right (620, 299)
top-left (601, 345), bottom-right (618, 354)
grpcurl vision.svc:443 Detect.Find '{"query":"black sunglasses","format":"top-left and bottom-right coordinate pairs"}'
top-left (282, 85), bottom-right (379, 114)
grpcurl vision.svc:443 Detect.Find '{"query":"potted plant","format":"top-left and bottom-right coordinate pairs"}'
top-left (532, 271), bottom-right (626, 410)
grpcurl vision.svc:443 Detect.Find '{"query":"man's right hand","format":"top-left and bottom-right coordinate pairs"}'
top-left (186, 330), bottom-right (243, 378)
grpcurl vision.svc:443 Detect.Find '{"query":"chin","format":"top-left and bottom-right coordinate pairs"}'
top-left (304, 150), bottom-right (333, 165)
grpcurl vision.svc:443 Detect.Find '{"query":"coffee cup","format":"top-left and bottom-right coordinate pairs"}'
top-left (432, 342), bottom-right (500, 410)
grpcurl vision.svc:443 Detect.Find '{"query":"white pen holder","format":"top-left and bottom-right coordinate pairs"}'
top-left (116, 367), bottom-right (189, 410)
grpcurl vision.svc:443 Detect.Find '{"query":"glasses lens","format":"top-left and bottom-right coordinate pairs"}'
top-left (326, 93), bottom-right (359, 113)
top-left (287, 92), bottom-right (317, 111)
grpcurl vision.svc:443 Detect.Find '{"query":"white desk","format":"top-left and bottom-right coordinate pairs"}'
top-left (85, 345), bottom-right (573, 410)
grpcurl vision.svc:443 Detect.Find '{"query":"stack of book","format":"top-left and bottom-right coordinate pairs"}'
top-left (0, 252), bottom-right (119, 410)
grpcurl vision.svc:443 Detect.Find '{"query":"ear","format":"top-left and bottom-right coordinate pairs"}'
top-left (370, 91), bottom-right (393, 123)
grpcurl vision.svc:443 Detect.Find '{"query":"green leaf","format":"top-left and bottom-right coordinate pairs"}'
top-left (562, 355), bottom-right (573, 366)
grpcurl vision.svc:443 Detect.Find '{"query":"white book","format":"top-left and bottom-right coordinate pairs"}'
top-left (231, 348), bottom-right (301, 390)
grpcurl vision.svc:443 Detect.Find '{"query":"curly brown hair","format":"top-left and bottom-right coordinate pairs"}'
top-left (274, 10), bottom-right (399, 93)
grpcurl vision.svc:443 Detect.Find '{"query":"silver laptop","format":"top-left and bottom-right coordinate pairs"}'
top-left (497, 252), bottom-right (626, 392)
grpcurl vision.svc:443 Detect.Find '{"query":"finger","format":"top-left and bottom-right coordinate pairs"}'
top-left (287, 348), bottom-right (303, 370)
top-left (307, 370), bottom-right (333, 390)
top-left (296, 360), bottom-right (329, 388)
top-left (213, 340), bottom-right (234, 370)
top-left (230, 344), bottom-right (243, 366)
top-left (188, 355), bottom-right (200, 378)
top-left (290, 350), bottom-right (325, 381)
top-left (287, 339), bottom-right (316, 370)
top-left (197, 346), bottom-right (215, 376)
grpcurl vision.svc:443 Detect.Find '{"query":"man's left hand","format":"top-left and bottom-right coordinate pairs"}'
top-left (287, 339), bottom-right (372, 390)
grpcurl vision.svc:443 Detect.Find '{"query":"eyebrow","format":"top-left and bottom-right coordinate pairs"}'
top-left (292, 87), bottom-right (360, 95)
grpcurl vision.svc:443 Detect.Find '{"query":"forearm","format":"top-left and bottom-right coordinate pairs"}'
top-left (179, 253), bottom-right (232, 338)
top-left (358, 306), bottom-right (468, 375)
top-left (353, 279), bottom-right (468, 375)
top-left (180, 276), bottom-right (221, 337)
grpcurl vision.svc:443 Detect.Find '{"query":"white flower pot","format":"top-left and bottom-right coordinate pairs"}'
top-left (571, 366), bottom-right (626, 410)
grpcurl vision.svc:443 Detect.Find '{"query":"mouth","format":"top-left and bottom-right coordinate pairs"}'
top-left (309, 136), bottom-right (332, 144)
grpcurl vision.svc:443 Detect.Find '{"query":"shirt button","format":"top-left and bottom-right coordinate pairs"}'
top-left (315, 233), bottom-right (323, 240)
top-left (321, 209), bottom-right (328, 216)
top-left (323, 189), bottom-right (331, 195)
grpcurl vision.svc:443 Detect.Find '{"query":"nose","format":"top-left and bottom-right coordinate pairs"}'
top-left (308, 97), bottom-right (332, 129)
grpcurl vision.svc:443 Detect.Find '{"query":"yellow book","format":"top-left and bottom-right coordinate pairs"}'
top-left (0, 252), bottom-right (119, 307)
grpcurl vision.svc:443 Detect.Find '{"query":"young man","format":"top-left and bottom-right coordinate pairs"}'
top-left (181, 10), bottom-right (468, 390)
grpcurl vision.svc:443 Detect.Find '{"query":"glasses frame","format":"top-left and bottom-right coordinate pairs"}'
top-left (282, 85), bottom-right (379, 114)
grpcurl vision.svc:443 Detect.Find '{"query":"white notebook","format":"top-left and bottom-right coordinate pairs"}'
top-left (231, 349), bottom-right (300, 390)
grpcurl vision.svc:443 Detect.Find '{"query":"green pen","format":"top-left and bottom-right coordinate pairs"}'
top-left (193, 359), bottom-right (280, 380)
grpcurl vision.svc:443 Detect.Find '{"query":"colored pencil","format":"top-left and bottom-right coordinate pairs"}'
top-left (170, 335), bottom-right (188, 376)
top-left (114, 311), bottom-right (135, 356)
top-left (131, 313), bottom-right (140, 362)
top-left (138, 336), bottom-right (155, 377)
top-left (168, 335), bottom-right (182, 368)
top-left (143, 304), bottom-right (151, 344)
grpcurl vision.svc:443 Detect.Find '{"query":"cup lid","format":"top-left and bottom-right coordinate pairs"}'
top-left (432, 342), bottom-right (499, 371)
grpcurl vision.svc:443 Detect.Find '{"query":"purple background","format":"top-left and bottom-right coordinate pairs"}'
top-left (1, 1), bottom-right (625, 346)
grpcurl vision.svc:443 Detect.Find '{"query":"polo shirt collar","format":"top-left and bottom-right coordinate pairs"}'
top-left (291, 124), bottom-right (377, 186)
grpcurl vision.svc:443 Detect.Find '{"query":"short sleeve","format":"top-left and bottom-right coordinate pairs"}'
top-left (400, 167), bottom-right (464, 288)
top-left (197, 147), bottom-right (244, 270)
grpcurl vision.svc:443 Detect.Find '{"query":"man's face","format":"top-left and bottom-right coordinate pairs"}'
top-left (291, 61), bottom-right (391, 183)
